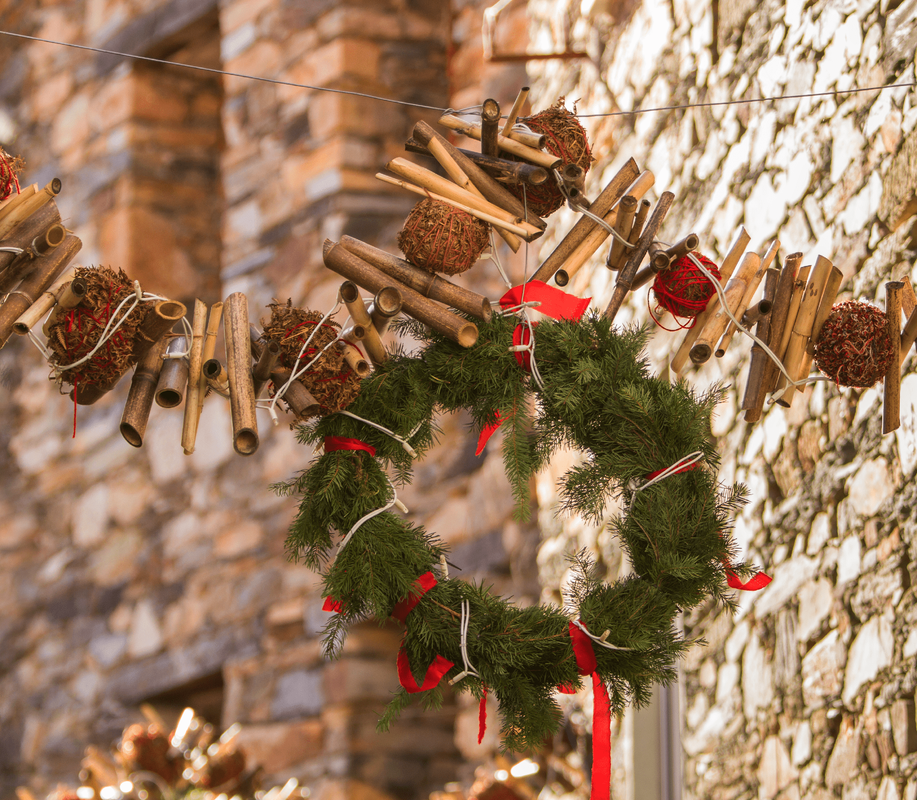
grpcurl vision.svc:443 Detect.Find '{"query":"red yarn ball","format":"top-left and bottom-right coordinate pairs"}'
top-left (652, 252), bottom-right (720, 326)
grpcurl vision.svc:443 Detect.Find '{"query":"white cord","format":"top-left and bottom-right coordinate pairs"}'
top-left (0, 246), bottom-right (23, 254)
top-left (572, 619), bottom-right (635, 652)
top-left (449, 600), bottom-right (482, 684)
top-left (626, 451), bottom-right (704, 513)
top-left (332, 477), bottom-right (405, 563)
top-left (337, 409), bottom-right (418, 458)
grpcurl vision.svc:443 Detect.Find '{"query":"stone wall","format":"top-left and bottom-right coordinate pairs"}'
top-left (524, 0), bottom-right (917, 799)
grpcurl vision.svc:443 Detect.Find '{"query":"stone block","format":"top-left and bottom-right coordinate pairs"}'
top-left (758, 735), bottom-right (798, 798)
top-left (843, 614), bottom-right (894, 704)
top-left (273, 668), bottom-right (324, 718)
top-left (323, 657), bottom-right (400, 704)
top-left (802, 630), bottom-right (844, 708)
top-left (891, 699), bottom-right (917, 756)
top-left (879, 129), bottom-right (917, 231)
top-left (846, 458), bottom-right (894, 518)
top-left (236, 719), bottom-right (324, 774)
top-left (825, 715), bottom-right (862, 789)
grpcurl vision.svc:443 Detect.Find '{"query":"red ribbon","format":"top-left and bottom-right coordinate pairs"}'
top-left (322, 596), bottom-right (344, 612)
top-left (390, 571), bottom-right (437, 622)
top-left (499, 281), bottom-right (591, 320)
top-left (324, 436), bottom-right (376, 457)
top-left (397, 648), bottom-right (454, 693)
top-left (478, 686), bottom-right (488, 744)
top-left (568, 621), bottom-right (610, 800)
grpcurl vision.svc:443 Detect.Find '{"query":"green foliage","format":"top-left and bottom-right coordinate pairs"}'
top-left (277, 312), bottom-right (752, 751)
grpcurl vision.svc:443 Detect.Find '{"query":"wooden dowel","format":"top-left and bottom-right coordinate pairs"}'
top-left (182, 299), bottom-right (208, 454)
top-left (339, 236), bottom-right (492, 321)
top-left (760, 254), bottom-right (803, 394)
top-left (806, 266), bottom-right (845, 356)
top-left (339, 340), bottom-right (371, 377)
top-left (481, 98), bottom-right (501, 157)
top-left (203, 358), bottom-right (230, 397)
top-left (369, 286), bottom-right (402, 335)
top-left (0, 234), bottom-right (81, 348)
top-left (269, 367), bottom-right (321, 418)
top-left (325, 241), bottom-right (478, 347)
top-left (438, 113), bottom-right (561, 169)
top-left (13, 269), bottom-right (79, 335)
top-left (224, 292), bottom-right (259, 456)
top-left (120, 338), bottom-right (166, 447)
top-left (884, 282), bottom-right (903, 434)
top-left (156, 335), bottom-right (189, 408)
top-left (0, 202), bottom-right (63, 287)
top-left (340, 281), bottom-right (388, 364)
top-left (502, 87), bottom-right (530, 135)
top-left (670, 227), bottom-right (750, 374)
top-left (605, 195), bottom-right (637, 271)
top-left (605, 191), bottom-right (675, 323)
top-left (0, 178), bottom-right (61, 240)
top-left (742, 267), bottom-right (780, 421)
top-left (715, 239), bottom-right (778, 357)
top-left (404, 140), bottom-right (549, 185)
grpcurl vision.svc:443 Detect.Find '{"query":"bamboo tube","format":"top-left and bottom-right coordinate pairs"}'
top-left (741, 267), bottom-right (780, 421)
top-left (438, 113), bottom-right (561, 169)
top-left (0, 224), bottom-right (67, 293)
top-left (0, 184), bottom-right (37, 224)
top-left (251, 333), bottom-right (281, 397)
top-left (368, 286), bottom-right (402, 335)
top-left (554, 175), bottom-right (656, 286)
top-left (901, 306), bottom-right (917, 365)
top-left (631, 233), bottom-right (702, 291)
top-left (440, 112), bottom-right (545, 149)
top-left (670, 227), bottom-right (751, 374)
top-left (203, 358), bottom-right (230, 397)
top-left (805, 266), bottom-right (845, 356)
top-left (605, 192), bottom-right (675, 323)
top-left (384, 158), bottom-right (542, 234)
top-left (40, 272), bottom-right (86, 336)
top-left (0, 234), bottom-right (81, 348)
top-left (224, 292), bottom-right (259, 456)
top-left (884, 282), bottom-right (903, 434)
top-left (502, 87), bottom-right (530, 135)
top-left (690, 251), bottom-right (761, 363)
top-left (339, 236), bottom-right (492, 321)
top-left (325, 241), bottom-right (478, 347)
top-left (769, 265), bottom-right (811, 395)
top-left (404, 139), bottom-right (549, 185)
top-left (156, 335), bottom-right (189, 407)
top-left (269, 366), bottom-right (321, 418)
top-left (760, 254), bottom-right (803, 394)
top-left (0, 178), bottom-right (61, 240)
top-left (182, 300), bottom-right (208, 454)
top-left (715, 239), bottom-right (777, 357)
top-left (901, 277), bottom-right (916, 318)
top-left (119, 338), bottom-right (166, 447)
top-left (740, 298), bottom-right (775, 328)
top-left (530, 164), bottom-right (650, 284)
top-left (197, 302), bottom-right (224, 411)
top-left (0, 201), bottom-right (62, 284)
top-left (32, 223), bottom-right (66, 256)
top-left (481, 98), bottom-right (501, 157)
top-left (339, 340), bottom-right (371, 377)
top-left (13, 268), bottom-right (79, 335)
top-left (340, 280), bottom-right (388, 364)
top-left (630, 199), bottom-right (651, 243)
top-left (559, 163), bottom-right (586, 204)
top-left (605, 196), bottom-right (638, 273)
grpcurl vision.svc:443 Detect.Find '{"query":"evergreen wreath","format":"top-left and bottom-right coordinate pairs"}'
top-left (275, 308), bottom-right (757, 753)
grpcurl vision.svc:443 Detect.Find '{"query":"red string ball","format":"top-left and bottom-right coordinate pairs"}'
top-left (813, 300), bottom-right (893, 387)
top-left (0, 151), bottom-right (22, 201)
top-left (652, 252), bottom-right (721, 323)
top-left (397, 198), bottom-right (490, 275)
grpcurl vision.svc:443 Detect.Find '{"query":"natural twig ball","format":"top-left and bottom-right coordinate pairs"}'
top-left (652, 253), bottom-right (720, 325)
top-left (813, 300), bottom-right (893, 387)
top-left (397, 198), bottom-right (490, 275)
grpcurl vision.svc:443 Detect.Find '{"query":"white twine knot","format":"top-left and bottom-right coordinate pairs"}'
top-left (571, 619), bottom-right (635, 652)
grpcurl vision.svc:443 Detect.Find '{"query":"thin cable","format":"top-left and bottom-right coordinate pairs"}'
top-left (449, 600), bottom-right (482, 685)
top-left (337, 409), bottom-right (418, 458)
top-left (332, 478), bottom-right (403, 564)
top-left (571, 619), bottom-right (635, 652)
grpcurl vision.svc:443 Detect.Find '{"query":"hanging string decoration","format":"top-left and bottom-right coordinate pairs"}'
top-left (651, 252), bottom-right (721, 327)
top-left (813, 300), bottom-right (893, 387)
top-left (397, 197), bottom-right (491, 275)
top-left (508, 100), bottom-right (594, 217)
top-left (262, 301), bottom-right (361, 415)
top-left (0, 149), bottom-right (23, 200)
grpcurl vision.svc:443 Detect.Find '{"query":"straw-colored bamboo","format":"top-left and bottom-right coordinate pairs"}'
top-left (368, 286), bottom-right (402, 335)
top-left (0, 178), bottom-right (61, 240)
top-left (224, 292), bottom-right (259, 456)
top-left (181, 300), bottom-right (208, 455)
top-left (203, 358), bottom-right (230, 397)
top-left (339, 340), bottom-right (372, 377)
top-left (403, 140), bottom-right (549, 185)
top-left (630, 199), bottom-right (651, 244)
top-left (325, 241), bottom-right (478, 347)
top-left (438, 113), bottom-right (562, 169)
top-left (0, 202), bottom-right (62, 286)
top-left (901, 306), bottom-right (917, 366)
top-left (805, 266), bottom-right (845, 356)
top-left (340, 280), bottom-right (388, 364)
top-left (481, 98), bottom-right (501, 157)
top-left (197, 302), bottom-right (224, 413)
top-left (769, 265), bottom-right (811, 393)
top-left (339, 236), bottom-right (492, 321)
top-left (13, 268), bottom-right (78, 335)
top-left (156, 335), bottom-right (189, 408)
top-left (605, 192), bottom-right (675, 323)
top-left (0, 234), bottom-right (81, 348)
top-left (631, 233), bottom-right (702, 291)
top-left (901, 277), bottom-right (916, 318)
top-left (760, 254), bottom-right (802, 394)
top-left (715, 239), bottom-right (779, 357)
top-left (883, 281), bottom-right (903, 435)
top-left (439, 111), bottom-right (545, 149)
top-left (741, 267), bottom-right (780, 422)
top-left (37, 273), bottom-right (86, 336)
top-left (120, 337), bottom-right (166, 447)
top-left (740, 298), bottom-right (775, 328)
top-left (505, 125), bottom-right (544, 149)
top-left (605, 195), bottom-right (637, 271)
top-left (670, 228), bottom-right (750, 374)
top-left (502, 87), bottom-right (530, 135)
top-left (269, 367), bottom-right (321, 418)
top-left (0, 184), bottom-right (37, 224)
top-left (131, 300), bottom-right (187, 365)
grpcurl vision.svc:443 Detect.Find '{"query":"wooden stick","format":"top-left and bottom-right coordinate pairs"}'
top-left (0, 234), bottom-right (81, 348)
top-left (224, 292), bottom-right (259, 455)
top-left (529, 159), bottom-right (641, 282)
top-left (901, 305), bottom-right (917, 365)
top-left (605, 192), bottom-right (675, 323)
top-left (442, 111), bottom-right (545, 148)
top-left (369, 286), bottom-right (402, 335)
top-left (769, 264), bottom-right (811, 393)
top-left (251, 333), bottom-right (281, 397)
top-left (339, 340), bottom-right (372, 377)
top-left (901, 277), bottom-right (916, 318)
top-left (339, 236), bottom-right (492, 321)
top-left (120, 337), bottom-right (166, 447)
top-left (438, 113), bottom-right (561, 169)
top-left (670, 228), bottom-right (750, 374)
top-left (0, 202), bottom-right (62, 286)
top-left (741, 267), bottom-right (780, 421)
top-left (182, 299), bottom-right (208, 454)
top-left (760, 254), bottom-right (802, 394)
top-left (340, 281), bottom-right (388, 364)
top-left (13, 269), bottom-right (79, 335)
top-left (605, 195), bottom-right (637, 271)
top-left (481, 99), bottom-right (501, 157)
top-left (269, 367), bottom-right (321, 418)
top-left (715, 239), bottom-right (779, 357)
top-left (404, 140), bottom-right (549, 185)
top-left (0, 178), bottom-right (61, 240)
top-left (156, 335), bottom-right (189, 408)
top-left (884, 282), bottom-right (903, 434)
top-left (325, 241), bottom-right (478, 347)
top-left (502, 87), bottom-right (530, 135)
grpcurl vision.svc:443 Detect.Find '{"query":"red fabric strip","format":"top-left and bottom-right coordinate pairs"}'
top-left (644, 460), bottom-right (700, 482)
top-left (322, 596), bottom-right (344, 612)
top-left (499, 281), bottom-right (591, 320)
top-left (478, 685), bottom-right (488, 744)
top-left (568, 621), bottom-right (598, 675)
top-left (475, 413), bottom-right (502, 456)
top-left (568, 621), bottom-right (610, 800)
top-left (324, 436), bottom-right (376, 457)
top-left (726, 568), bottom-right (772, 591)
top-left (397, 647), bottom-right (454, 693)
top-left (390, 571), bottom-right (437, 622)
top-left (512, 323), bottom-right (534, 371)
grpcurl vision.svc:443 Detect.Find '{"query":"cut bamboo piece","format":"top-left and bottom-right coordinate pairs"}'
top-left (901, 305), bottom-right (917, 365)
top-left (528, 159), bottom-right (643, 284)
top-left (404, 140), bottom-right (549, 185)
top-left (340, 280), bottom-right (388, 364)
top-left (715, 239), bottom-right (778, 357)
top-left (368, 286), bottom-right (402, 335)
top-left (805, 266), bottom-right (845, 357)
top-left (481, 98), bottom-right (501, 157)
top-left (325, 241), bottom-right (478, 347)
top-left (741, 267), bottom-right (780, 422)
top-left (670, 227), bottom-right (751, 374)
top-left (0, 234), bottom-right (81, 348)
top-left (502, 87), bottom-right (530, 135)
top-left (0, 202), bottom-right (62, 286)
top-left (13, 268), bottom-right (78, 335)
top-left (630, 199), bottom-right (651, 244)
top-left (340, 340), bottom-right (371, 377)
top-left (203, 358), bottom-right (230, 397)
top-left (0, 184), bottom-right (37, 225)
top-left (559, 163), bottom-right (586, 205)
top-left (197, 302), bottom-right (224, 413)
top-left (440, 112), bottom-right (545, 149)
top-left (120, 337), bottom-right (166, 447)
top-left (251, 333), bottom-right (281, 397)
top-left (38, 273), bottom-right (86, 336)
top-left (770, 265), bottom-right (811, 393)
top-left (0, 178), bottom-right (61, 240)
top-left (884, 282), bottom-right (903, 434)
top-left (156, 335), bottom-right (189, 408)
top-left (631, 233), bottom-right (702, 291)
top-left (224, 292), bottom-right (259, 456)
top-left (269, 367), bottom-right (321, 418)
top-left (690, 251), bottom-right (762, 364)
top-left (605, 195), bottom-right (637, 271)
top-left (339, 236), bottom-right (492, 321)
top-left (182, 300), bottom-right (208, 454)
top-left (901, 277), bottom-right (916, 318)
top-left (741, 298), bottom-right (775, 328)
top-left (1, 222), bottom-right (67, 294)
top-left (438, 113), bottom-right (561, 169)
top-left (760, 254), bottom-right (803, 394)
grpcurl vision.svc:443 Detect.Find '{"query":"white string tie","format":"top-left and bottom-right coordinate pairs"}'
top-left (627, 450), bottom-right (705, 513)
top-left (572, 619), bottom-right (635, 652)
top-left (497, 300), bottom-right (541, 315)
top-left (332, 477), bottom-right (405, 564)
top-left (449, 600), bottom-right (481, 684)
top-left (0, 246), bottom-right (24, 255)
top-left (337, 409), bottom-right (418, 458)
top-left (27, 328), bottom-right (54, 361)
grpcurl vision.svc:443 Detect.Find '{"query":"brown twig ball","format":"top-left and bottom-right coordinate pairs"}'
top-left (813, 300), bottom-right (893, 387)
top-left (397, 198), bottom-right (490, 275)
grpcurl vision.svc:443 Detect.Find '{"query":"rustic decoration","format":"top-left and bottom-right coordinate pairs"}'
top-left (397, 197), bottom-right (491, 275)
top-left (651, 252), bottom-right (721, 325)
top-left (813, 300), bottom-right (894, 387)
